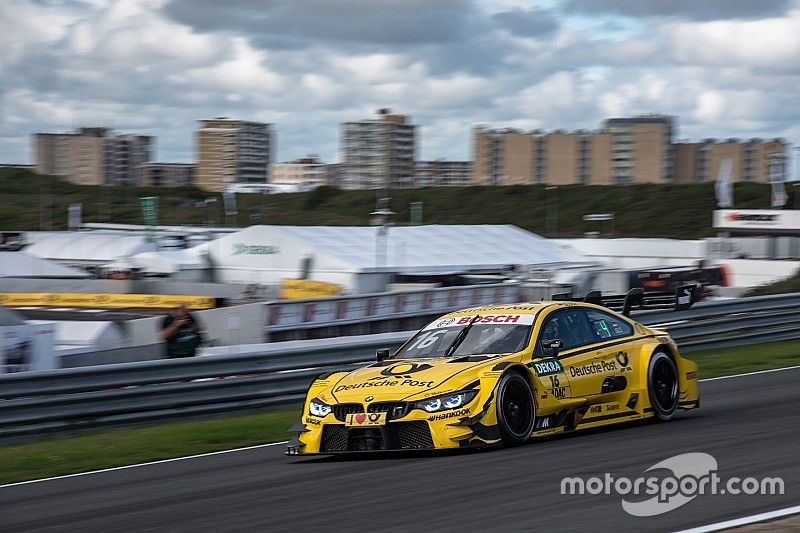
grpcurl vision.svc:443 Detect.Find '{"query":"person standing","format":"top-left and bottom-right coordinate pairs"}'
top-left (160, 303), bottom-right (203, 358)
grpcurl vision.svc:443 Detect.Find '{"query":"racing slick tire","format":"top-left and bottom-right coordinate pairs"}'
top-left (647, 351), bottom-right (679, 421)
top-left (495, 371), bottom-right (536, 446)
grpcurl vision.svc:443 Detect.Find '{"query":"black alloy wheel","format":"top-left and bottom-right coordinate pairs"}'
top-left (648, 351), bottom-right (679, 421)
top-left (496, 372), bottom-right (535, 445)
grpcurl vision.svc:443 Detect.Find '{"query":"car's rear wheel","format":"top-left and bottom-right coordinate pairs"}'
top-left (496, 372), bottom-right (535, 445)
top-left (648, 351), bottom-right (679, 421)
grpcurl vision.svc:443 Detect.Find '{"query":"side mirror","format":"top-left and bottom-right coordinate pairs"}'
top-left (545, 339), bottom-right (564, 357)
top-left (376, 348), bottom-right (390, 362)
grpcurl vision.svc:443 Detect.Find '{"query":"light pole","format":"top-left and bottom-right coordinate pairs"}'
top-left (370, 197), bottom-right (395, 278)
top-left (205, 197), bottom-right (218, 227)
top-left (546, 186), bottom-right (558, 238)
top-left (793, 182), bottom-right (800, 210)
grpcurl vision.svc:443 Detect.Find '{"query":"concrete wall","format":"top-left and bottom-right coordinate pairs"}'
top-left (194, 302), bottom-right (267, 346)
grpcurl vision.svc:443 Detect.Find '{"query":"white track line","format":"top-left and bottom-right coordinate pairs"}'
top-left (0, 441), bottom-right (287, 490)
top-left (3, 364), bottom-right (800, 490)
top-left (676, 504), bottom-right (800, 533)
top-left (699, 364), bottom-right (800, 382)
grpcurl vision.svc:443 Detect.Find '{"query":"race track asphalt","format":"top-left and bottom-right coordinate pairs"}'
top-left (2, 367), bottom-right (799, 532)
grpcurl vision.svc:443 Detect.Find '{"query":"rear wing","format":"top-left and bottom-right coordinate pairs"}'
top-left (552, 284), bottom-right (699, 317)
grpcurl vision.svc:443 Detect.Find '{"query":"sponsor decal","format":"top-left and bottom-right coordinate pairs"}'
top-left (232, 243), bottom-right (279, 255)
top-left (375, 362), bottom-right (433, 379)
top-left (428, 408), bottom-right (470, 421)
top-left (364, 395), bottom-right (374, 402)
top-left (606, 403), bottom-right (620, 412)
top-left (334, 378), bottom-right (434, 392)
top-left (346, 412), bottom-right (386, 426)
top-left (725, 212), bottom-right (779, 223)
top-left (535, 416), bottom-right (555, 429)
top-left (304, 417), bottom-right (321, 426)
top-left (335, 363), bottom-right (437, 392)
top-left (457, 314), bottom-right (522, 324)
top-left (532, 358), bottom-right (563, 376)
top-left (686, 371), bottom-right (698, 380)
top-left (615, 351), bottom-right (631, 371)
top-left (545, 374), bottom-right (568, 399)
top-left (569, 359), bottom-right (618, 377)
top-left (303, 303), bottom-right (316, 323)
top-left (423, 313), bottom-right (536, 331)
top-left (0, 293), bottom-right (214, 310)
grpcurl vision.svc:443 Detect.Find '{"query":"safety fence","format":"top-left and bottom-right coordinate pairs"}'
top-left (1, 292), bottom-right (799, 440)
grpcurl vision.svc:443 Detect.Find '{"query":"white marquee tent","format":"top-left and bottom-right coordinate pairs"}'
top-left (0, 251), bottom-right (90, 279)
top-left (24, 232), bottom-right (156, 267)
top-left (199, 225), bottom-right (591, 293)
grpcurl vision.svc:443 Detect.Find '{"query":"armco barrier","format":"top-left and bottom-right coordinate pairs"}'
top-left (2, 293), bottom-right (800, 440)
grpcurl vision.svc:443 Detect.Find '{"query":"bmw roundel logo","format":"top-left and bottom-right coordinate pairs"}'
top-left (365, 396), bottom-right (374, 402)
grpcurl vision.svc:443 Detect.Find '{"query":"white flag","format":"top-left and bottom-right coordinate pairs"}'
top-left (769, 153), bottom-right (787, 208)
top-left (715, 158), bottom-right (733, 208)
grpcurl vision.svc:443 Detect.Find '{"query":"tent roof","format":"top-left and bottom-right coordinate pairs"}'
top-left (212, 224), bottom-right (589, 274)
top-left (0, 251), bottom-right (91, 279)
top-left (131, 250), bottom-right (206, 274)
top-left (24, 232), bottom-right (155, 263)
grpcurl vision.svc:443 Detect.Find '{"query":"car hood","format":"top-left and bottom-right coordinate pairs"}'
top-left (326, 356), bottom-right (509, 403)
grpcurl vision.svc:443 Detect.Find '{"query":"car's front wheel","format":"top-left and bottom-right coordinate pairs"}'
top-left (648, 351), bottom-right (679, 421)
top-left (495, 372), bottom-right (535, 445)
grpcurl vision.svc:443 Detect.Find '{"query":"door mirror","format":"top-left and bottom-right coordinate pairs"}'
top-left (376, 348), bottom-right (391, 362)
top-left (545, 339), bottom-right (564, 357)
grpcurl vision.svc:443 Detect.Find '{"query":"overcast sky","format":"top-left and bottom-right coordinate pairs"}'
top-left (2, 0), bottom-right (799, 168)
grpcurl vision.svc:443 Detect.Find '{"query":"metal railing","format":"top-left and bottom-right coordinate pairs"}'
top-left (2, 292), bottom-right (800, 440)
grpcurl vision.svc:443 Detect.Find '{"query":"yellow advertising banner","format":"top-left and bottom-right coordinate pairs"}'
top-left (280, 279), bottom-right (342, 300)
top-left (0, 293), bottom-right (216, 310)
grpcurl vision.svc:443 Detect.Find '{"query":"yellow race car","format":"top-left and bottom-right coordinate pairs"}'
top-left (287, 291), bottom-right (699, 455)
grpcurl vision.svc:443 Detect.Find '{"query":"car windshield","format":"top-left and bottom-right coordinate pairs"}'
top-left (393, 314), bottom-right (534, 359)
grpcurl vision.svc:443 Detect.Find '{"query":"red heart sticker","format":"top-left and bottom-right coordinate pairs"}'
top-left (355, 413), bottom-right (366, 424)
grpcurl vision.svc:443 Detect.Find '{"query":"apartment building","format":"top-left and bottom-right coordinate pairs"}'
top-left (473, 115), bottom-right (788, 186)
top-left (603, 116), bottom-right (674, 184)
top-left (473, 126), bottom-right (613, 185)
top-left (34, 127), bottom-right (152, 186)
top-left (139, 163), bottom-right (195, 187)
top-left (270, 156), bottom-right (329, 186)
top-left (196, 118), bottom-right (273, 192)
top-left (674, 138), bottom-right (787, 183)
top-left (341, 109), bottom-right (416, 189)
top-left (414, 160), bottom-right (472, 187)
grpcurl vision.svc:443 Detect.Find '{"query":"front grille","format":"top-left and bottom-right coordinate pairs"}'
top-left (321, 425), bottom-right (349, 452)
top-left (368, 402), bottom-right (410, 420)
top-left (332, 403), bottom-right (363, 422)
top-left (320, 421), bottom-right (434, 452)
top-left (394, 421), bottom-right (434, 449)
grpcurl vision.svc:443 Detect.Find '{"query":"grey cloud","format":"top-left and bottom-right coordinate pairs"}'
top-left (163, 0), bottom-right (471, 46)
top-left (492, 8), bottom-right (559, 38)
top-left (563, 0), bottom-right (793, 20)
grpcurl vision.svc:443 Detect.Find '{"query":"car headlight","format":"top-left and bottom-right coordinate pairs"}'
top-left (309, 398), bottom-right (332, 417)
top-left (416, 390), bottom-right (478, 413)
